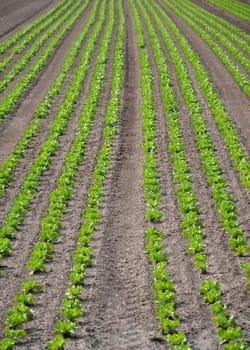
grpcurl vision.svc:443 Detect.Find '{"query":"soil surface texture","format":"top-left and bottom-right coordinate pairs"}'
top-left (0, 0), bottom-right (249, 349)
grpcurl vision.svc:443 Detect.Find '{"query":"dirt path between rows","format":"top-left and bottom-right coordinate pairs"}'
top-left (68, 3), bottom-right (166, 349)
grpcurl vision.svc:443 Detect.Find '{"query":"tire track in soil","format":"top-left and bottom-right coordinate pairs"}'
top-left (154, 0), bottom-right (250, 338)
top-left (14, 11), bottom-right (120, 348)
top-left (156, 0), bottom-right (250, 153)
top-left (0, 0), bottom-right (59, 41)
top-left (138, 3), bottom-right (220, 348)
top-left (191, 0), bottom-right (250, 35)
top-left (0, 0), bottom-right (102, 224)
top-left (0, 7), bottom-right (109, 331)
top-left (0, 0), bottom-right (94, 163)
top-left (68, 2), bottom-right (166, 349)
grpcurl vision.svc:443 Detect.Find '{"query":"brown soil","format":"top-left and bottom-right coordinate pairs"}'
top-left (191, 0), bottom-right (250, 34)
top-left (0, 0), bottom-right (60, 41)
top-left (156, 0), bottom-right (250, 154)
top-left (67, 3), bottom-right (166, 349)
top-left (0, 3), bottom-right (109, 328)
top-left (0, 1), bottom-right (95, 163)
top-left (0, 0), bottom-right (249, 349)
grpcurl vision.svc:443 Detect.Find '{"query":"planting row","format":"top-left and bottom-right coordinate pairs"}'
top-left (167, 0), bottom-right (250, 74)
top-left (174, 0), bottom-right (250, 56)
top-left (206, 0), bottom-right (250, 22)
top-left (153, 0), bottom-right (250, 257)
top-left (137, 0), bottom-right (249, 348)
top-left (0, 0), bottom-right (83, 94)
top-left (0, 0), bottom-right (106, 267)
top-left (160, 0), bottom-right (250, 190)
top-left (0, 0), bottom-right (89, 123)
top-left (0, 0), bottom-right (75, 74)
top-left (0, 0), bottom-right (69, 54)
top-left (0, 0), bottom-right (99, 198)
top-left (48, 2), bottom-right (124, 347)
top-left (163, 0), bottom-right (250, 99)
top-left (130, 1), bottom-right (191, 348)
top-left (0, 0), bottom-right (120, 347)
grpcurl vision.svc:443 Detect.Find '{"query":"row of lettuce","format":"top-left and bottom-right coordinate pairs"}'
top-left (0, 0), bottom-right (104, 267)
top-left (0, 0), bottom-right (69, 54)
top-left (0, 0), bottom-right (100, 198)
top-left (150, 0), bottom-right (250, 291)
top-left (165, 0), bottom-right (250, 191)
top-left (206, 0), bottom-right (250, 22)
top-left (167, 0), bottom-right (250, 57)
top-left (48, 1), bottom-right (124, 346)
top-left (163, 0), bottom-right (250, 99)
top-left (131, 1), bottom-right (191, 348)
top-left (0, 0), bottom-right (89, 123)
top-left (134, 0), bottom-right (249, 348)
top-left (0, 0), bottom-right (120, 348)
top-left (151, 0), bottom-right (250, 257)
top-left (0, 0), bottom-right (249, 349)
top-left (160, 1), bottom-right (250, 190)
top-left (0, 0), bottom-right (76, 74)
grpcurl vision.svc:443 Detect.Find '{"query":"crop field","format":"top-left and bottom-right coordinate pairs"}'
top-left (0, 0), bottom-right (249, 349)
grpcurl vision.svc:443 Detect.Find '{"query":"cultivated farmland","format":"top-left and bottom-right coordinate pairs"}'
top-left (0, 0), bottom-right (249, 349)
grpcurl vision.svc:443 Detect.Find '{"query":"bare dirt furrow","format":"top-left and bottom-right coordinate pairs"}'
top-left (138, 5), bottom-right (220, 348)
top-left (0, 1), bottom-right (94, 164)
top-left (0, 0), bottom-right (59, 41)
top-left (0, 16), bottom-right (109, 331)
top-left (68, 3), bottom-right (165, 349)
top-left (151, 2), bottom-right (250, 338)
top-left (191, 0), bottom-right (250, 34)
top-left (157, 0), bottom-right (250, 160)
